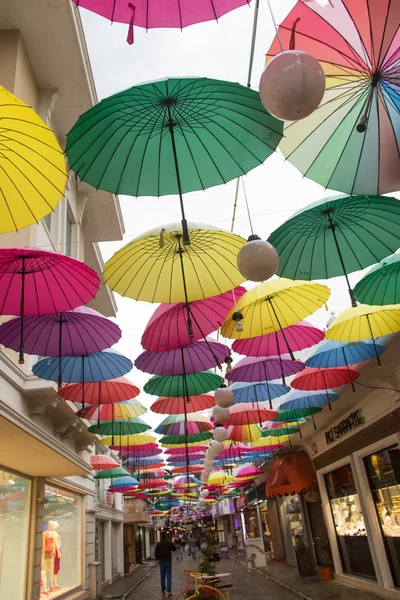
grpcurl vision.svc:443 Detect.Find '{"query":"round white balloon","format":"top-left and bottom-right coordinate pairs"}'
top-left (215, 388), bottom-right (234, 408)
top-left (213, 405), bottom-right (230, 423)
top-left (237, 239), bottom-right (279, 282)
top-left (204, 458), bottom-right (214, 468)
top-left (200, 489), bottom-right (209, 498)
top-left (213, 426), bottom-right (229, 443)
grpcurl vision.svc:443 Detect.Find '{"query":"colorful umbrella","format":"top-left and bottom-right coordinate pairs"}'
top-left (232, 320), bottom-right (323, 357)
top-left (88, 418), bottom-right (150, 436)
top-left (171, 466), bottom-right (202, 474)
top-left (108, 476), bottom-right (139, 492)
top-left (124, 457), bottom-right (164, 467)
top-left (165, 446), bottom-right (208, 455)
top-left (144, 371), bottom-right (223, 397)
top-left (90, 455), bottom-right (119, 470)
top-left (66, 77), bottom-right (282, 245)
top-left (230, 382), bottom-right (289, 409)
top-left (94, 467), bottom-right (129, 479)
top-left (291, 366), bottom-right (359, 393)
top-left (227, 424), bottom-right (262, 443)
top-left (266, 0), bottom-right (400, 196)
top-left (155, 414), bottom-right (212, 434)
top-left (274, 407), bottom-right (322, 431)
top-left (100, 434), bottom-right (156, 447)
top-left (0, 86), bottom-right (67, 233)
top-left (0, 248), bottom-right (99, 363)
top-left (120, 445), bottom-right (162, 458)
top-left (354, 254), bottom-right (400, 306)
top-left (77, 400), bottom-right (146, 421)
top-left (235, 466), bottom-right (263, 479)
top-left (206, 472), bottom-right (233, 486)
top-left (268, 195), bottom-right (400, 307)
top-left (225, 403), bottom-right (278, 427)
top-left (262, 425), bottom-right (299, 438)
top-left (135, 339), bottom-right (230, 375)
top-left (306, 340), bottom-right (386, 369)
top-left (279, 389), bottom-right (339, 411)
top-left (58, 377), bottom-right (140, 404)
top-left (227, 355), bottom-right (305, 385)
top-left (159, 432), bottom-right (212, 446)
top-left (174, 476), bottom-right (201, 489)
top-left (141, 287), bottom-right (246, 352)
top-left (221, 278), bottom-right (330, 358)
top-left (150, 395), bottom-right (215, 414)
top-left (155, 422), bottom-right (212, 437)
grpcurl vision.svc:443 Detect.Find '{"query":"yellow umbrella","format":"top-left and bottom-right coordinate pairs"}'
top-left (326, 304), bottom-right (400, 366)
top-left (207, 472), bottom-right (233, 486)
top-left (0, 86), bottom-right (67, 233)
top-left (227, 424), bottom-right (262, 443)
top-left (100, 434), bottom-right (156, 446)
top-left (221, 278), bottom-right (330, 350)
top-left (160, 440), bottom-right (208, 448)
top-left (103, 222), bottom-right (246, 303)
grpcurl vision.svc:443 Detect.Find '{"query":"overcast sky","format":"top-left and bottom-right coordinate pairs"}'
top-left (79, 0), bottom-right (373, 431)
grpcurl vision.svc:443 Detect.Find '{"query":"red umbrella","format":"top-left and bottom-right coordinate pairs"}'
top-left (90, 455), bottom-right (119, 470)
top-left (225, 403), bottom-right (278, 427)
top-left (171, 466), bottom-right (202, 474)
top-left (291, 367), bottom-right (359, 391)
top-left (58, 377), bottom-right (140, 404)
top-left (151, 395), bottom-right (215, 414)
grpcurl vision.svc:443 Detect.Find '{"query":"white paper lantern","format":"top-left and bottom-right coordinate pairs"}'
top-left (200, 489), bottom-right (209, 498)
top-left (204, 458), bottom-right (214, 468)
top-left (260, 50), bottom-right (325, 121)
top-left (215, 388), bottom-right (234, 408)
top-left (209, 440), bottom-right (224, 457)
top-left (205, 450), bottom-right (213, 461)
top-left (204, 466), bottom-right (212, 474)
top-left (237, 236), bottom-right (279, 282)
top-left (199, 497), bottom-right (206, 505)
top-left (213, 405), bottom-right (230, 423)
top-left (213, 426), bottom-right (229, 443)
top-left (200, 471), bottom-right (209, 482)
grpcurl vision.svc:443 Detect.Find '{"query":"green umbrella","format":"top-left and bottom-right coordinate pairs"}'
top-left (94, 467), bottom-right (129, 480)
top-left (354, 254), bottom-right (400, 306)
top-left (262, 426), bottom-right (300, 437)
top-left (144, 371), bottom-right (223, 397)
top-left (268, 195), bottom-right (400, 307)
top-left (66, 77), bottom-right (283, 244)
top-left (88, 418), bottom-right (150, 436)
top-left (159, 432), bottom-right (212, 445)
top-left (273, 407), bottom-right (322, 431)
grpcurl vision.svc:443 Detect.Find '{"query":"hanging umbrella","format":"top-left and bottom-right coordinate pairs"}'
top-left (227, 355), bottom-right (305, 386)
top-left (273, 407), bottom-right (322, 431)
top-left (326, 304), bottom-right (400, 366)
top-left (142, 287), bottom-right (246, 352)
top-left (227, 424), bottom-right (262, 443)
top-left (165, 446), bottom-right (208, 455)
top-left (0, 248), bottom-right (99, 363)
top-left (71, 0), bottom-right (252, 43)
top-left (291, 366), bottom-right (359, 393)
top-left (306, 340), bottom-right (386, 369)
top-left (167, 457), bottom-right (205, 466)
top-left (90, 455), bottom-right (119, 470)
top-left (124, 457), bottom-right (164, 467)
top-left (93, 467), bottom-right (129, 479)
top-left (230, 382), bottom-right (289, 409)
top-left (155, 422), bottom-right (212, 437)
top-left (108, 476), bottom-right (139, 492)
top-left (266, 0), bottom-right (400, 196)
top-left (0, 306), bottom-right (121, 388)
top-left (221, 278), bottom-right (330, 358)
top-left (100, 434), bottom-right (156, 447)
top-left (0, 86), bottom-right (67, 234)
top-left (144, 371), bottom-right (223, 397)
top-left (120, 445), bottom-right (162, 458)
top-left (77, 400), bottom-right (146, 421)
top-left (154, 414), bottom-right (212, 435)
top-left (66, 77), bottom-right (283, 246)
top-left (171, 466), bottom-right (203, 474)
top-left (235, 466), bottom-right (263, 479)
top-left (279, 389), bottom-right (339, 412)
top-left (58, 377), bottom-right (140, 404)
top-left (262, 425), bottom-right (299, 437)
top-left (207, 472), bottom-right (234, 486)
top-left (135, 339), bottom-right (230, 375)
top-left (88, 418), bottom-right (150, 436)
top-left (150, 395), bottom-right (215, 414)
top-left (225, 403), bottom-right (278, 427)
top-left (268, 195), bottom-right (400, 307)
top-left (174, 476), bottom-right (201, 489)
top-left (159, 432), bottom-right (212, 446)
top-left (354, 254), bottom-right (400, 306)
top-left (232, 320), bottom-right (324, 357)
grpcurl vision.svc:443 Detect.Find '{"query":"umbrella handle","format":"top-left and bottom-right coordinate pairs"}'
top-left (18, 257), bottom-right (26, 365)
top-left (247, 0), bottom-right (260, 88)
top-left (58, 314), bottom-right (63, 390)
top-left (366, 314), bottom-right (382, 367)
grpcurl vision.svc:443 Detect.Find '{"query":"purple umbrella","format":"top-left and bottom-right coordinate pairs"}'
top-left (0, 306), bottom-right (121, 387)
top-left (135, 339), bottom-right (230, 376)
top-left (226, 355), bottom-right (305, 386)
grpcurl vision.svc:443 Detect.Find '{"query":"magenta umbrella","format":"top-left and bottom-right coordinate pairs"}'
top-left (226, 355), bottom-right (305, 386)
top-left (0, 248), bottom-right (99, 363)
top-left (72, 1), bottom-right (252, 44)
top-left (141, 286), bottom-right (246, 352)
top-left (232, 320), bottom-right (324, 358)
top-left (0, 306), bottom-right (121, 388)
top-left (135, 339), bottom-right (230, 375)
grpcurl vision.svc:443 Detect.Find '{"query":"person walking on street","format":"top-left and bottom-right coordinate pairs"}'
top-left (174, 536), bottom-right (183, 560)
top-left (155, 532), bottom-right (176, 596)
top-left (189, 535), bottom-right (198, 560)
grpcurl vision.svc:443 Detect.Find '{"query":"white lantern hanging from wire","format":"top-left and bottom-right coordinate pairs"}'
top-left (213, 426), bottom-right (228, 443)
top-left (215, 388), bottom-right (234, 408)
top-left (237, 235), bottom-right (279, 282)
top-left (213, 405), bottom-right (230, 423)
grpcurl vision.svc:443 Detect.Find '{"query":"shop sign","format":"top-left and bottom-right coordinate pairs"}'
top-left (235, 495), bottom-right (247, 511)
top-left (325, 409), bottom-right (365, 445)
top-left (304, 490), bottom-right (320, 503)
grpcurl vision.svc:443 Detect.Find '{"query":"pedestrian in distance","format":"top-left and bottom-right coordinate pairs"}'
top-left (155, 532), bottom-right (176, 596)
top-left (174, 536), bottom-right (183, 560)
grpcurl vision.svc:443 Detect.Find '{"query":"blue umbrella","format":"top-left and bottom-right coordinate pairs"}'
top-left (306, 339), bottom-right (386, 369)
top-left (279, 389), bottom-right (339, 411)
top-left (124, 457), bottom-right (164, 467)
top-left (108, 476), bottom-right (139, 491)
top-left (230, 381), bottom-right (290, 409)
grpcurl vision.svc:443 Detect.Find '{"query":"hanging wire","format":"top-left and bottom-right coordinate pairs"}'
top-left (230, 178), bottom-right (240, 233)
top-left (241, 178), bottom-right (254, 236)
top-left (266, 0), bottom-right (284, 52)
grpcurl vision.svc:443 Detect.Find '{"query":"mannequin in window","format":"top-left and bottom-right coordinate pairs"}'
top-left (42, 521), bottom-right (61, 592)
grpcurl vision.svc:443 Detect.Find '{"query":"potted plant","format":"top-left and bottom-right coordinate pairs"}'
top-left (314, 535), bottom-right (334, 581)
top-left (124, 539), bottom-right (132, 575)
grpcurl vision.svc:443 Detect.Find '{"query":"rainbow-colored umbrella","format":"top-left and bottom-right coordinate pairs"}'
top-left (151, 395), bottom-right (215, 414)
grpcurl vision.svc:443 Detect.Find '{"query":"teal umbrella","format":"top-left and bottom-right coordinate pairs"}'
top-left (273, 407), bottom-right (321, 431)
top-left (354, 254), bottom-right (400, 306)
top-left (88, 418), bottom-right (150, 436)
top-left (268, 195), bottom-right (400, 307)
top-left (160, 432), bottom-right (212, 445)
top-left (66, 77), bottom-right (283, 243)
top-left (143, 371), bottom-right (223, 397)
top-left (94, 467), bottom-right (129, 479)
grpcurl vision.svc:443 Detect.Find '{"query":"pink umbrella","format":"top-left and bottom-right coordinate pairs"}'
top-left (0, 248), bottom-right (99, 363)
top-left (225, 403), bottom-right (278, 427)
top-left (235, 466), bottom-right (263, 479)
top-left (227, 355), bottom-right (305, 385)
top-left (72, 1), bottom-right (252, 44)
top-left (232, 320), bottom-right (324, 358)
top-left (141, 287), bottom-right (246, 352)
top-left (165, 446), bottom-right (208, 455)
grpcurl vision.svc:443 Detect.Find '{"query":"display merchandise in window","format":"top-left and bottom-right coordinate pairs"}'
top-left (41, 484), bottom-right (81, 598)
top-left (244, 508), bottom-right (260, 539)
top-left (0, 469), bottom-right (31, 600)
top-left (283, 495), bottom-right (307, 549)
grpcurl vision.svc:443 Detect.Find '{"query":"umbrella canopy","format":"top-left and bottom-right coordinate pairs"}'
top-left (326, 305), bottom-right (400, 342)
top-left (90, 455), bottom-right (119, 471)
top-left (165, 446), bottom-right (208, 455)
top-left (88, 418), bottom-right (150, 436)
top-left (66, 77), bottom-right (283, 245)
top-left (120, 446), bottom-right (162, 458)
top-left (262, 425), bottom-right (299, 437)
top-left (354, 254), bottom-right (400, 306)
top-left (58, 378), bottom-right (140, 404)
top-left (124, 457), bottom-right (164, 467)
top-left (227, 424), bottom-right (262, 443)
top-left (232, 320), bottom-right (324, 357)
top-left (291, 367), bottom-right (359, 391)
top-left (306, 340), bottom-right (386, 369)
top-left (0, 86), bottom-right (67, 234)
top-left (172, 466), bottom-right (202, 474)
top-left (227, 355), bottom-right (305, 384)
top-left (174, 475), bottom-right (201, 488)
top-left (225, 403), bottom-right (278, 427)
top-left (230, 382), bottom-right (289, 406)
top-left (268, 195), bottom-right (400, 306)
top-left (266, 0), bottom-right (400, 196)
top-left (221, 278), bottom-right (330, 351)
top-left (144, 371), bottom-right (223, 397)
top-left (100, 434), bottom-right (156, 447)
top-left (155, 416), bottom-right (212, 436)
top-left (207, 472), bottom-right (233, 486)
top-left (135, 339), bottom-right (230, 376)
top-left (77, 400), bottom-right (146, 421)
top-left (235, 466), bottom-right (263, 479)
top-left (141, 287), bottom-right (246, 351)
top-left (159, 432), bottom-right (212, 445)
top-left (108, 476), bottom-right (139, 491)
top-left (279, 390), bottom-right (339, 411)
top-left (93, 467), bottom-right (129, 479)
top-left (273, 407), bottom-right (322, 430)
top-left (150, 395), bottom-right (215, 414)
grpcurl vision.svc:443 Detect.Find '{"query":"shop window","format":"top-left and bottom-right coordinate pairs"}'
top-left (282, 495), bottom-right (307, 549)
top-left (325, 464), bottom-right (376, 580)
top-left (95, 520), bottom-right (105, 582)
top-left (0, 469), bottom-right (31, 600)
top-left (243, 508), bottom-right (260, 539)
top-left (42, 484), bottom-right (82, 597)
top-left (365, 446), bottom-right (400, 587)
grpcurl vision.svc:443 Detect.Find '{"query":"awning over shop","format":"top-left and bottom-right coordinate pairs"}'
top-left (265, 451), bottom-right (317, 498)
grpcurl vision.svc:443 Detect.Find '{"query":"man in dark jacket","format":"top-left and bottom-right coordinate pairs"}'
top-left (155, 532), bottom-right (176, 596)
